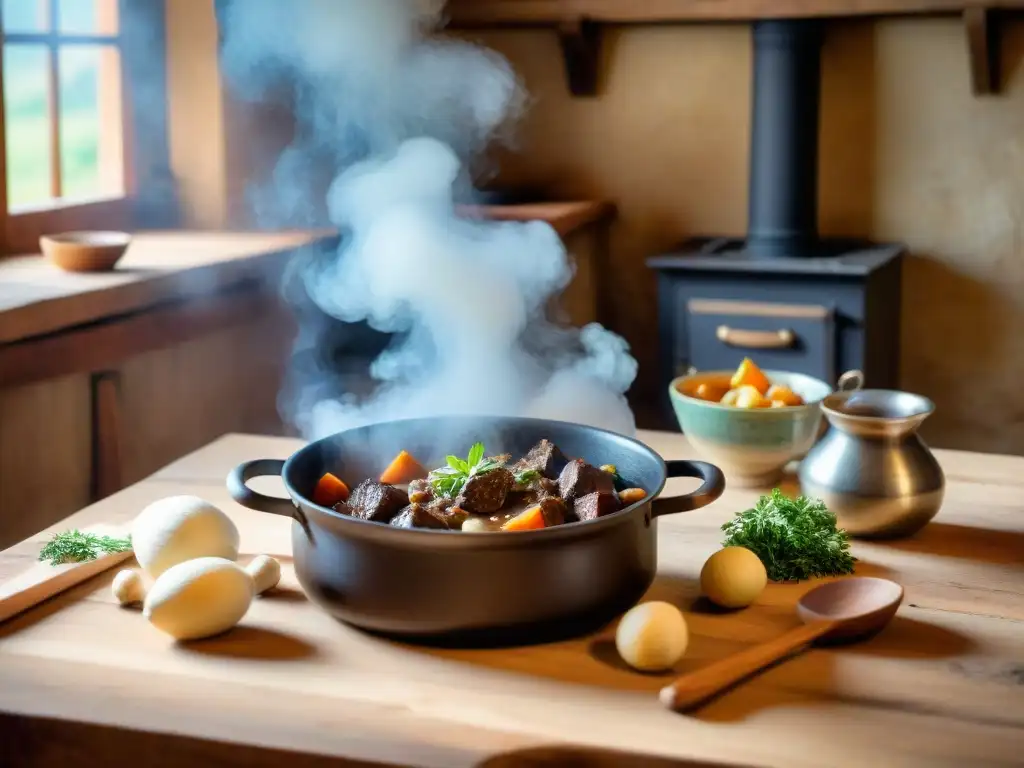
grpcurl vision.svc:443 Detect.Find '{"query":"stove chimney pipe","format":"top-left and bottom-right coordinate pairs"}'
top-left (747, 19), bottom-right (823, 258)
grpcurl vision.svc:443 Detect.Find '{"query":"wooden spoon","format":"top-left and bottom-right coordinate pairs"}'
top-left (660, 577), bottom-right (904, 712)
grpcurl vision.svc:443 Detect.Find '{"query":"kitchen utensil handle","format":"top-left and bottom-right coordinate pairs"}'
top-left (226, 459), bottom-right (296, 518)
top-left (837, 369), bottom-right (864, 392)
top-left (651, 460), bottom-right (726, 517)
top-left (659, 620), bottom-right (835, 711)
top-left (716, 325), bottom-right (795, 350)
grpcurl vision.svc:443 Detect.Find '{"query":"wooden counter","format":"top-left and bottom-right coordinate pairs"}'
top-left (0, 431), bottom-right (1021, 767)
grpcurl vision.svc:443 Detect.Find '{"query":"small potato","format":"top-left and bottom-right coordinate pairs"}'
top-left (734, 385), bottom-right (770, 408)
top-left (767, 384), bottom-right (805, 407)
top-left (460, 516), bottom-right (489, 533)
top-left (720, 388), bottom-right (741, 406)
top-left (615, 601), bottom-right (689, 672)
top-left (701, 547), bottom-right (767, 608)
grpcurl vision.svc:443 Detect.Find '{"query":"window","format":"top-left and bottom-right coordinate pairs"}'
top-left (0, 0), bottom-right (172, 254)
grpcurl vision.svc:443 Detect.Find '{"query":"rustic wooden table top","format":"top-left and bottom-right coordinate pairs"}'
top-left (0, 431), bottom-right (1021, 768)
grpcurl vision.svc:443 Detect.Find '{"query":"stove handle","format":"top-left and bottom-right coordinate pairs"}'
top-left (716, 325), bottom-right (795, 350)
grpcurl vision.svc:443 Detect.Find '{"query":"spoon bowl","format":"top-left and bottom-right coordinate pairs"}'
top-left (797, 576), bottom-right (904, 643)
top-left (660, 577), bottom-right (904, 711)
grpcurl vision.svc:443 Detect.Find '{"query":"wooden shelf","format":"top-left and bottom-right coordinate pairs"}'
top-left (457, 200), bottom-right (616, 236)
top-left (447, 1), bottom-right (1022, 96)
top-left (447, 0), bottom-right (1023, 26)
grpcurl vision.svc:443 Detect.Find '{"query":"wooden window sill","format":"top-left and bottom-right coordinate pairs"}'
top-left (0, 230), bottom-right (337, 348)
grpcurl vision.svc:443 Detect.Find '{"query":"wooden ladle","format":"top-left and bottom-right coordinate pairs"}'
top-left (660, 577), bottom-right (904, 712)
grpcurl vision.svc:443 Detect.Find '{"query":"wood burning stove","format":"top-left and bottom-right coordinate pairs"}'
top-left (648, 19), bottom-right (903, 424)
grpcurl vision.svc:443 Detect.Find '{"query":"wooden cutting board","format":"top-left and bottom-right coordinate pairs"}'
top-left (0, 525), bottom-right (133, 625)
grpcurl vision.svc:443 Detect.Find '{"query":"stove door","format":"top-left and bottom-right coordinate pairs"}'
top-left (685, 299), bottom-right (835, 384)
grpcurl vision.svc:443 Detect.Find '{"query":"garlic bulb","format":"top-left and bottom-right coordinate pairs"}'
top-left (132, 496), bottom-right (239, 578)
top-left (143, 557), bottom-right (254, 641)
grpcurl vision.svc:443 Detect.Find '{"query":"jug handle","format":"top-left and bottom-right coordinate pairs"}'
top-left (837, 370), bottom-right (864, 392)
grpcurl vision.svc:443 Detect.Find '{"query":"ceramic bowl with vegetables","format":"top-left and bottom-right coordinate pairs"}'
top-left (670, 358), bottom-right (842, 488)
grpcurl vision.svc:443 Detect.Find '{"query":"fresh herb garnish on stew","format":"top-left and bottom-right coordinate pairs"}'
top-left (428, 442), bottom-right (501, 499)
top-left (721, 489), bottom-right (855, 582)
top-left (38, 530), bottom-right (133, 566)
top-left (427, 443), bottom-right (546, 499)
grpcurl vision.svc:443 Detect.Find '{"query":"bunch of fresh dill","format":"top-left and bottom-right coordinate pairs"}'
top-left (37, 530), bottom-right (133, 566)
top-left (721, 489), bottom-right (855, 582)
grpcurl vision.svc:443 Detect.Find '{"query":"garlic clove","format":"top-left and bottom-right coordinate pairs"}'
top-left (112, 568), bottom-right (146, 606)
top-left (246, 555), bottom-right (281, 595)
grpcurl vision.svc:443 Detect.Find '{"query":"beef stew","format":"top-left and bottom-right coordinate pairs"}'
top-left (311, 439), bottom-right (649, 533)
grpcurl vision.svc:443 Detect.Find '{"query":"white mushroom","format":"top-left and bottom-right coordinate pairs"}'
top-left (143, 557), bottom-right (254, 641)
top-left (245, 555), bottom-right (281, 594)
top-left (132, 496), bottom-right (239, 578)
top-left (112, 569), bottom-right (146, 606)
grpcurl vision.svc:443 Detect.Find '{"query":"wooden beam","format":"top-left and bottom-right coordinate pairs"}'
top-left (557, 18), bottom-right (603, 96)
top-left (0, 286), bottom-right (274, 390)
top-left (91, 371), bottom-right (123, 501)
top-left (447, 0), bottom-right (1024, 26)
top-left (964, 7), bottom-right (1001, 94)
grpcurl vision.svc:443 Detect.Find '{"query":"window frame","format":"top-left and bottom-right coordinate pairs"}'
top-left (0, 0), bottom-right (176, 255)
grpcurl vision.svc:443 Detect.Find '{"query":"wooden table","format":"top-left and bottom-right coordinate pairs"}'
top-left (0, 432), bottom-right (1022, 768)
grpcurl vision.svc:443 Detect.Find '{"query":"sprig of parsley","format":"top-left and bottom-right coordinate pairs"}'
top-left (38, 530), bottom-right (133, 566)
top-left (428, 442), bottom-right (505, 499)
top-left (721, 489), bottom-right (855, 582)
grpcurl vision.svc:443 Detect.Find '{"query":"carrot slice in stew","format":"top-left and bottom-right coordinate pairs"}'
top-left (312, 473), bottom-right (350, 506)
top-left (501, 506), bottom-right (547, 532)
top-left (379, 450), bottom-right (428, 485)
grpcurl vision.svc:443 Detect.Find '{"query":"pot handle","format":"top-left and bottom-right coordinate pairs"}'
top-left (652, 460), bottom-right (726, 518)
top-left (226, 459), bottom-right (296, 518)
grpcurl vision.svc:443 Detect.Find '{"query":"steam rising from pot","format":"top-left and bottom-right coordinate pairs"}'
top-left (219, 0), bottom-right (638, 438)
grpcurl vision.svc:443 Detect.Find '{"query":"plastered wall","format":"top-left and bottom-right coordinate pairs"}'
top-left (165, 0), bottom-right (1024, 453)
top-left (460, 19), bottom-right (1024, 453)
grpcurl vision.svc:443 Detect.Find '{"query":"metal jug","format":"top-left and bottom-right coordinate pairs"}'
top-left (798, 372), bottom-right (944, 539)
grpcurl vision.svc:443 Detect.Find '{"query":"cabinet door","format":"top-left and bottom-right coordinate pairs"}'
top-left (685, 299), bottom-right (836, 384)
top-left (114, 301), bottom-right (295, 488)
top-left (0, 375), bottom-right (92, 548)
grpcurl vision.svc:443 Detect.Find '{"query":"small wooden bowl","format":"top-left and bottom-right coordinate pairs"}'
top-left (41, 231), bottom-right (132, 273)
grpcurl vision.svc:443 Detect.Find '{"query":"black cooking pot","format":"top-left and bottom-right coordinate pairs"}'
top-left (227, 416), bottom-right (725, 646)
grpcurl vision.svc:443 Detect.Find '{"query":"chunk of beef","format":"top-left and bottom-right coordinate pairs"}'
top-left (441, 505), bottom-right (469, 529)
top-left (536, 496), bottom-right (567, 527)
top-left (390, 503), bottom-right (448, 530)
top-left (348, 480), bottom-right (409, 523)
top-left (558, 459), bottom-right (615, 504)
top-left (332, 500), bottom-right (353, 516)
top-left (512, 439), bottom-right (569, 480)
top-left (425, 496), bottom-right (454, 515)
top-left (408, 478), bottom-right (433, 504)
top-left (574, 491), bottom-right (621, 522)
top-left (456, 468), bottom-right (514, 514)
top-left (506, 476), bottom-right (560, 509)
top-left (390, 501), bottom-right (468, 530)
